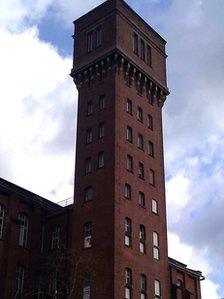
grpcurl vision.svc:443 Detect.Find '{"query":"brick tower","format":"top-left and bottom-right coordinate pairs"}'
top-left (71, 0), bottom-right (170, 298)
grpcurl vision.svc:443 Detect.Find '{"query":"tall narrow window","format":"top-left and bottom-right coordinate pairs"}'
top-left (87, 101), bottom-right (93, 116)
top-left (85, 157), bottom-right (92, 174)
top-left (127, 126), bottom-right (133, 142)
top-left (139, 192), bottom-right (145, 207)
top-left (138, 134), bottom-right (144, 150)
top-left (99, 95), bottom-right (106, 110)
top-left (152, 199), bottom-right (158, 214)
top-left (124, 184), bottom-right (131, 200)
top-left (99, 122), bottom-right (105, 139)
top-left (126, 99), bottom-right (132, 114)
top-left (83, 275), bottom-right (91, 299)
top-left (147, 45), bottom-right (152, 66)
top-left (84, 186), bottom-right (93, 202)
top-left (125, 218), bottom-right (132, 247)
top-left (86, 128), bottom-right (93, 144)
top-left (18, 213), bottom-right (28, 248)
top-left (48, 270), bottom-right (57, 296)
top-left (154, 280), bottom-right (161, 298)
top-left (138, 162), bottom-right (145, 180)
top-left (96, 26), bottom-right (102, 47)
top-left (148, 141), bottom-right (154, 157)
top-left (98, 152), bottom-right (105, 168)
top-left (153, 232), bottom-right (160, 260)
top-left (84, 222), bottom-right (92, 248)
top-left (14, 264), bottom-right (25, 296)
top-left (125, 268), bottom-right (132, 299)
top-left (51, 225), bottom-right (60, 250)
top-left (0, 204), bottom-right (5, 239)
top-left (149, 169), bottom-right (155, 186)
top-left (137, 107), bottom-right (143, 122)
top-left (140, 274), bottom-right (147, 299)
top-left (139, 225), bottom-right (146, 253)
top-left (36, 271), bottom-right (42, 298)
top-left (133, 33), bottom-right (139, 55)
top-left (147, 114), bottom-right (153, 130)
top-left (127, 155), bottom-right (133, 172)
top-left (140, 39), bottom-right (145, 61)
top-left (39, 224), bottom-right (45, 253)
top-left (87, 31), bottom-right (93, 52)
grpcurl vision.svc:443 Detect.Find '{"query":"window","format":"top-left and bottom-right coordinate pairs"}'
top-left (87, 101), bottom-right (93, 116)
top-left (133, 33), bottom-right (138, 55)
top-left (84, 222), bottom-right (92, 248)
top-left (87, 31), bottom-right (93, 52)
top-left (137, 107), bottom-right (143, 122)
top-left (85, 157), bottom-right (92, 174)
top-left (18, 213), bottom-right (28, 248)
top-left (39, 224), bottom-right (44, 253)
top-left (14, 264), bottom-right (25, 296)
top-left (125, 218), bottom-right (132, 247)
top-left (139, 192), bottom-right (145, 207)
top-left (138, 162), bottom-right (145, 180)
top-left (124, 184), bottom-right (131, 200)
top-left (149, 169), bottom-right (155, 186)
top-left (86, 128), bottom-right (93, 144)
top-left (83, 274), bottom-right (91, 299)
top-left (152, 199), bottom-right (158, 214)
top-left (127, 155), bottom-right (133, 172)
top-left (148, 141), bottom-right (154, 157)
top-left (140, 274), bottom-right (147, 299)
top-left (153, 232), bottom-right (160, 260)
top-left (51, 225), bottom-right (60, 250)
top-left (0, 204), bottom-right (5, 239)
top-left (99, 95), bottom-right (106, 110)
top-left (154, 280), bottom-right (161, 298)
top-left (147, 114), bottom-right (153, 130)
top-left (127, 126), bottom-right (133, 142)
top-left (125, 268), bottom-right (132, 299)
top-left (99, 122), bottom-right (105, 139)
top-left (147, 45), bottom-right (152, 67)
top-left (48, 270), bottom-right (57, 296)
top-left (126, 99), bottom-right (132, 114)
top-left (96, 26), bottom-right (102, 48)
top-left (98, 152), bottom-right (105, 168)
top-left (36, 271), bottom-right (42, 298)
top-left (140, 39), bottom-right (145, 61)
top-left (84, 186), bottom-right (93, 202)
top-left (139, 225), bottom-right (146, 253)
top-left (138, 134), bottom-right (144, 150)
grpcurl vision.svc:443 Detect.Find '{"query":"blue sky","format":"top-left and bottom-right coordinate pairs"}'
top-left (0, 0), bottom-right (224, 297)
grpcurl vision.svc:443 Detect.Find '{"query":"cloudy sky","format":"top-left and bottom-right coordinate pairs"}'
top-left (0, 0), bottom-right (223, 297)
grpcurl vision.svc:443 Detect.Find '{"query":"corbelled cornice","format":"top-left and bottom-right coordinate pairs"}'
top-left (70, 50), bottom-right (169, 108)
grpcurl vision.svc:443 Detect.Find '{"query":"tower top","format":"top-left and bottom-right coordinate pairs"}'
top-left (74, 0), bottom-right (166, 44)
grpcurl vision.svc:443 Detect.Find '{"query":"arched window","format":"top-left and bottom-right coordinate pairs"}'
top-left (14, 264), bottom-right (25, 296)
top-left (0, 203), bottom-right (5, 239)
top-left (18, 213), bottom-right (29, 247)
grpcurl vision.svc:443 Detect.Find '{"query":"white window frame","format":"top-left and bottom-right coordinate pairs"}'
top-left (83, 285), bottom-right (91, 299)
top-left (140, 274), bottom-right (147, 298)
top-left (124, 184), bottom-right (131, 199)
top-left (14, 264), bottom-right (25, 296)
top-left (154, 280), bottom-right (161, 298)
top-left (125, 218), bottom-right (132, 247)
top-left (84, 222), bottom-right (92, 248)
top-left (125, 268), bottom-right (132, 299)
top-left (18, 213), bottom-right (28, 248)
top-left (139, 225), bottom-right (146, 253)
top-left (51, 225), bottom-right (60, 250)
top-left (153, 232), bottom-right (160, 260)
top-left (152, 199), bottom-right (158, 214)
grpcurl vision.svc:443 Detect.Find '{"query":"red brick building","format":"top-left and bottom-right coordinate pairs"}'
top-left (0, 0), bottom-right (204, 298)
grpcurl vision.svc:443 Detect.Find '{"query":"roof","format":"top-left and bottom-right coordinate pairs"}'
top-left (0, 177), bottom-right (61, 212)
top-left (169, 257), bottom-right (205, 280)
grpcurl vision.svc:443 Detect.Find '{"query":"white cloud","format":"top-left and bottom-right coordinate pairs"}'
top-left (0, 26), bottom-right (76, 201)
